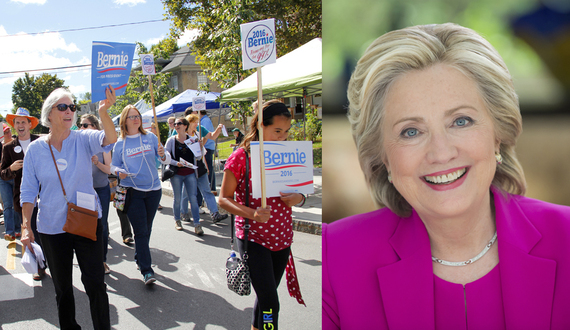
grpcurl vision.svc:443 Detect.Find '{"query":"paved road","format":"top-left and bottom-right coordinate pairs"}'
top-left (0, 194), bottom-right (322, 329)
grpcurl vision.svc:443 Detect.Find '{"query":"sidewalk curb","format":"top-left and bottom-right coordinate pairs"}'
top-left (160, 179), bottom-right (322, 236)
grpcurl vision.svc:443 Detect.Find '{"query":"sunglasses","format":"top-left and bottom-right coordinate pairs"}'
top-left (79, 123), bottom-right (93, 128)
top-left (174, 122), bottom-right (186, 126)
top-left (53, 104), bottom-right (77, 112)
top-left (127, 115), bottom-right (142, 120)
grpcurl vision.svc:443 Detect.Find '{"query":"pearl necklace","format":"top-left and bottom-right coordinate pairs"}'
top-left (432, 232), bottom-right (497, 267)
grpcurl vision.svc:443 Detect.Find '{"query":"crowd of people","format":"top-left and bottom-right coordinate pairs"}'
top-left (1, 89), bottom-right (305, 329)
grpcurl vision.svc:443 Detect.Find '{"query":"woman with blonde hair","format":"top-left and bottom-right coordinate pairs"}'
top-left (111, 105), bottom-right (170, 285)
top-left (322, 23), bottom-right (570, 329)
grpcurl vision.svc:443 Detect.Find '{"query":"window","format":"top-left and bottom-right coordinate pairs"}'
top-left (171, 75), bottom-right (179, 91)
top-left (198, 72), bottom-right (208, 85)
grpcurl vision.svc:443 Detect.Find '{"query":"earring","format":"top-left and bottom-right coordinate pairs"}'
top-left (495, 153), bottom-right (503, 164)
top-left (388, 172), bottom-right (392, 183)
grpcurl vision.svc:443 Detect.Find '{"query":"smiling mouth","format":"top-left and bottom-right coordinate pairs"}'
top-left (424, 168), bottom-right (467, 185)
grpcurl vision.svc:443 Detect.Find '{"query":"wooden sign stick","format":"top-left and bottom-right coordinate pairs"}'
top-left (257, 67), bottom-right (267, 208)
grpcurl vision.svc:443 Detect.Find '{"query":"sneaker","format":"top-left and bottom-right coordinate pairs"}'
top-left (175, 220), bottom-right (183, 231)
top-left (194, 225), bottom-right (204, 236)
top-left (181, 213), bottom-right (191, 222)
top-left (103, 262), bottom-right (111, 274)
top-left (199, 207), bottom-right (207, 214)
top-left (123, 237), bottom-right (134, 245)
top-left (144, 273), bottom-right (156, 285)
top-left (4, 234), bottom-right (15, 241)
top-left (212, 212), bottom-right (228, 223)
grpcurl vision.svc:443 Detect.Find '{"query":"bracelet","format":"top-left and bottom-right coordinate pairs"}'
top-left (296, 193), bottom-right (306, 207)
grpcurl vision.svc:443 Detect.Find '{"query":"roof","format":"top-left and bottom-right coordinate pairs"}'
top-left (160, 46), bottom-right (199, 73)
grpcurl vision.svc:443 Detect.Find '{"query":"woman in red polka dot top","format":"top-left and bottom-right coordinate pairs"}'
top-left (220, 100), bottom-right (306, 330)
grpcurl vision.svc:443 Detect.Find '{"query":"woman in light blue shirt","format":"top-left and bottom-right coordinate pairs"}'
top-left (111, 105), bottom-right (170, 285)
top-left (20, 86), bottom-right (117, 330)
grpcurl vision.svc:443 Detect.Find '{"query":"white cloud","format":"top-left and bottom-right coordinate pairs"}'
top-left (0, 25), bottom-right (82, 74)
top-left (10, 0), bottom-right (46, 4)
top-left (114, 0), bottom-right (145, 6)
top-left (177, 29), bottom-right (200, 47)
top-left (68, 85), bottom-right (87, 95)
top-left (145, 37), bottom-right (163, 48)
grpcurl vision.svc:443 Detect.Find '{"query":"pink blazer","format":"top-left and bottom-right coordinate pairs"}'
top-left (323, 189), bottom-right (570, 329)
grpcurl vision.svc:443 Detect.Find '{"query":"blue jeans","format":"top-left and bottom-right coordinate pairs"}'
top-left (125, 188), bottom-right (161, 276)
top-left (95, 184), bottom-right (110, 263)
top-left (171, 173), bottom-right (218, 225)
top-left (0, 178), bottom-right (19, 236)
top-left (180, 184), bottom-right (189, 216)
top-left (197, 149), bottom-right (215, 206)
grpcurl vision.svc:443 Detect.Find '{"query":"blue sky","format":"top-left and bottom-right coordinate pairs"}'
top-left (0, 0), bottom-right (197, 117)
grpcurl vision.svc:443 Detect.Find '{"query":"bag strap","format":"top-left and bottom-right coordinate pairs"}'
top-left (231, 148), bottom-right (250, 256)
top-left (48, 139), bottom-right (69, 204)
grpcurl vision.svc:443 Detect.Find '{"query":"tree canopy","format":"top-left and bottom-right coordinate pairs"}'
top-left (11, 72), bottom-right (66, 133)
top-left (162, 0), bottom-right (322, 127)
top-left (109, 41), bottom-right (179, 119)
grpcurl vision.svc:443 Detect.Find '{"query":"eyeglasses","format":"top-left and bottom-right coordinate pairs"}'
top-left (80, 123), bottom-right (93, 128)
top-left (174, 122), bottom-right (186, 126)
top-left (53, 104), bottom-right (77, 112)
top-left (127, 115), bottom-right (142, 120)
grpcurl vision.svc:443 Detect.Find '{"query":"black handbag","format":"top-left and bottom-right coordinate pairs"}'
top-left (161, 164), bottom-right (178, 182)
top-left (226, 151), bottom-right (252, 296)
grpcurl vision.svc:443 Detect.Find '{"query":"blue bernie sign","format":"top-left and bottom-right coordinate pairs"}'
top-left (91, 41), bottom-right (136, 103)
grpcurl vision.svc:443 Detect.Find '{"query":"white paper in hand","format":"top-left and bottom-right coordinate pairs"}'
top-left (21, 242), bottom-right (45, 274)
top-left (221, 125), bottom-right (228, 137)
top-left (179, 158), bottom-right (198, 169)
top-left (188, 142), bottom-right (202, 158)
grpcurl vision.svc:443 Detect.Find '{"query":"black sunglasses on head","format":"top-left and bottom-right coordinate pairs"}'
top-left (80, 123), bottom-right (92, 128)
top-left (54, 104), bottom-right (77, 112)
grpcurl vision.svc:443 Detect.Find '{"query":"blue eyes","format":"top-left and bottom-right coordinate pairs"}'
top-left (400, 116), bottom-right (473, 138)
top-left (402, 128), bottom-right (418, 138)
top-left (455, 117), bottom-right (470, 127)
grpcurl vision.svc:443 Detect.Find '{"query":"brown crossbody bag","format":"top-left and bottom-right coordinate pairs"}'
top-left (49, 140), bottom-right (99, 241)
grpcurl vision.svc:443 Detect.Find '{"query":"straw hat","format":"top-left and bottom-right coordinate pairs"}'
top-left (6, 108), bottom-right (39, 129)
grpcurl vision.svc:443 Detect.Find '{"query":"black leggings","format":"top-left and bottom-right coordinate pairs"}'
top-left (238, 239), bottom-right (290, 330)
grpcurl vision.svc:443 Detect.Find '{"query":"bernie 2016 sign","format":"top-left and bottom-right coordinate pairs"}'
top-left (240, 19), bottom-right (277, 70)
top-left (91, 41), bottom-right (136, 103)
top-left (250, 141), bottom-right (314, 198)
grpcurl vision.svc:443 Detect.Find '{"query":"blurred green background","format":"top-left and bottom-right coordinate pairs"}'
top-left (322, 0), bottom-right (570, 223)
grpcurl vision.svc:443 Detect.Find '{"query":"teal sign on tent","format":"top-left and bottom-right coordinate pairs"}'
top-left (91, 41), bottom-right (136, 102)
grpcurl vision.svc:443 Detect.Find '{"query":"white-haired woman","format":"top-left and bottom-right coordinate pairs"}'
top-left (21, 86), bottom-right (117, 330)
top-left (323, 23), bottom-right (570, 329)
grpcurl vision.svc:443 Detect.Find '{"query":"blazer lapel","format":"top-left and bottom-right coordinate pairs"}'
top-left (494, 191), bottom-right (556, 330)
top-left (377, 211), bottom-right (435, 330)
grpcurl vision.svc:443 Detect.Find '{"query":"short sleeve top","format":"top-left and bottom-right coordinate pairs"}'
top-left (224, 147), bottom-right (293, 251)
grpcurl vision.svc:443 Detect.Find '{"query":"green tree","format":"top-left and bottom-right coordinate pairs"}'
top-left (109, 41), bottom-right (179, 119)
top-left (162, 0), bottom-right (322, 127)
top-left (11, 72), bottom-right (66, 133)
